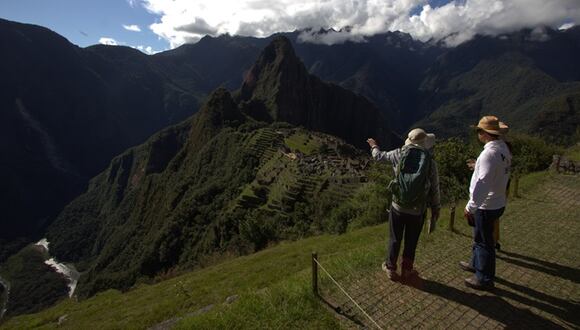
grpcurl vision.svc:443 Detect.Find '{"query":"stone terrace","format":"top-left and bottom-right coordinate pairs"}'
top-left (318, 173), bottom-right (580, 329)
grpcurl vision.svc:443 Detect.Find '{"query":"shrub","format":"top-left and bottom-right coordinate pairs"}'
top-left (509, 134), bottom-right (563, 174)
top-left (434, 138), bottom-right (477, 203)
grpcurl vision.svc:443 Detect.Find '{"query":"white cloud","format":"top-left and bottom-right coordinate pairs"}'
top-left (98, 36), bottom-right (162, 54)
top-left (99, 37), bottom-right (119, 46)
top-left (298, 29), bottom-right (367, 45)
top-left (394, 0), bottom-right (580, 46)
top-left (132, 45), bottom-right (164, 54)
top-left (127, 0), bottom-right (140, 8)
top-left (123, 24), bottom-right (142, 32)
top-left (559, 22), bottom-right (575, 30)
top-left (141, 0), bottom-right (580, 48)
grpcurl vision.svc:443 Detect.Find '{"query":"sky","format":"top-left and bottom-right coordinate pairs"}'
top-left (1, 0), bottom-right (579, 54)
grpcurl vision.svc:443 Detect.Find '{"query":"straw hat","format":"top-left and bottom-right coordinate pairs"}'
top-left (473, 116), bottom-right (502, 135)
top-left (405, 128), bottom-right (435, 149)
top-left (499, 121), bottom-right (509, 135)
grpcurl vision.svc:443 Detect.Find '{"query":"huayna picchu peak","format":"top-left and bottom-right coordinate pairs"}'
top-left (239, 36), bottom-right (394, 150)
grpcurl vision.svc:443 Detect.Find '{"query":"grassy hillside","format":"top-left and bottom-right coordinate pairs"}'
top-left (1, 219), bottom-right (389, 329)
top-left (417, 51), bottom-right (580, 145)
top-left (1, 171), bottom-right (569, 329)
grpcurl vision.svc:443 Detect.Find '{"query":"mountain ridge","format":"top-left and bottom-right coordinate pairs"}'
top-left (42, 37), bottom-right (393, 298)
top-left (1, 17), bottom-right (579, 273)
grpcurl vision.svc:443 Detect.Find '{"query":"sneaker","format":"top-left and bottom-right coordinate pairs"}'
top-left (459, 261), bottom-right (475, 273)
top-left (464, 276), bottom-right (494, 291)
top-left (381, 262), bottom-right (397, 280)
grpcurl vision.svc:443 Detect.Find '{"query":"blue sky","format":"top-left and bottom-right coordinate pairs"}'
top-left (0, 0), bottom-right (167, 52)
top-left (1, 0), bottom-right (578, 52)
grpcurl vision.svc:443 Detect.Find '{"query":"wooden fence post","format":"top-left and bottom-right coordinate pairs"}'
top-left (312, 252), bottom-right (318, 296)
top-left (513, 174), bottom-right (519, 198)
top-left (449, 205), bottom-right (456, 232)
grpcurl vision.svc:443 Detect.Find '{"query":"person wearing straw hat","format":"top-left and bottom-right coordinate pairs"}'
top-left (367, 128), bottom-right (441, 281)
top-left (465, 121), bottom-right (511, 251)
top-left (460, 116), bottom-right (512, 291)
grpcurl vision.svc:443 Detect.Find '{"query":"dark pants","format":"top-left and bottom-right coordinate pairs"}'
top-left (471, 207), bottom-right (505, 284)
top-left (386, 207), bottom-right (425, 271)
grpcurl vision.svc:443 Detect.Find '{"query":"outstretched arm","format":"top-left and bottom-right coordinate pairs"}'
top-left (367, 138), bottom-right (400, 165)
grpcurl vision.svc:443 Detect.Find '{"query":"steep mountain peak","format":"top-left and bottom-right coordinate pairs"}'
top-left (198, 87), bottom-right (241, 122)
top-left (258, 35), bottom-right (298, 64)
top-left (238, 36), bottom-right (393, 149)
top-left (240, 36), bottom-right (304, 105)
top-left (188, 88), bottom-right (244, 151)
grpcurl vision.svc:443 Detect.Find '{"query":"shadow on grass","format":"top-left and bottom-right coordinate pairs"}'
top-left (418, 279), bottom-right (569, 328)
top-left (497, 250), bottom-right (580, 284)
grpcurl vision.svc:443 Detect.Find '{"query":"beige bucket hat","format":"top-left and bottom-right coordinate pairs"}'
top-left (405, 128), bottom-right (436, 149)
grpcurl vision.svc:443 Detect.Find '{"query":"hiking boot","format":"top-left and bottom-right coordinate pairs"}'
top-left (464, 276), bottom-right (494, 291)
top-left (401, 269), bottom-right (419, 280)
top-left (459, 261), bottom-right (475, 273)
top-left (381, 262), bottom-right (397, 281)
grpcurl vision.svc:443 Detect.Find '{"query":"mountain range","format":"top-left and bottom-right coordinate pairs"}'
top-left (1, 18), bottom-right (579, 312)
top-left (3, 19), bottom-right (579, 257)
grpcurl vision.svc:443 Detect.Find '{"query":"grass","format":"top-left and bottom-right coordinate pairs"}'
top-left (1, 171), bottom-right (565, 329)
top-left (1, 207), bottom-right (462, 329)
top-left (0, 220), bottom-right (387, 329)
top-left (564, 143), bottom-right (580, 162)
top-left (175, 277), bottom-right (338, 329)
top-left (284, 131), bottom-right (320, 155)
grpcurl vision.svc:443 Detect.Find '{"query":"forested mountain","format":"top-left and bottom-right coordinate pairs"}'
top-left (2, 17), bottom-right (580, 273)
top-left (0, 19), bottom-right (199, 255)
top-left (0, 20), bottom-right (423, 256)
top-left (416, 27), bottom-right (580, 142)
top-left (44, 37), bottom-right (394, 297)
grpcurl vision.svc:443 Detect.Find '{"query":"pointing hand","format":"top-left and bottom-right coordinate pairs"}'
top-left (367, 138), bottom-right (378, 148)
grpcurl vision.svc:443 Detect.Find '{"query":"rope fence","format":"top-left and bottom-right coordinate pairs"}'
top-left (312, 252), bottom-right (383, 330)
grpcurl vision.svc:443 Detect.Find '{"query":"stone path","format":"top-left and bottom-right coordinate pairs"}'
top-left (320, 174), bottom-right (580, 329)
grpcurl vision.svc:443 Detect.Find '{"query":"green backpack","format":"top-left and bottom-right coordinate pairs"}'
top-left (388, 145), bottom-right (432, 210)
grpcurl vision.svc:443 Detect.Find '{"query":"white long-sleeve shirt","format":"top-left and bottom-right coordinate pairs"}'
top-left (466, 140), bottom-right (512, 214)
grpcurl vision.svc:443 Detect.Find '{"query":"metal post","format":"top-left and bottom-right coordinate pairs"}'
top-left (449, 205), bottom-right (456, 231)
top-left (312, 252), bottom-right (318, 296)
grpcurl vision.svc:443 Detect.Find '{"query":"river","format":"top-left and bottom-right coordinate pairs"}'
top-left (0, 239), bottom-right (79, 320)
top-left (0, 274), bottom-right (9, 320)
top-left (35, 239), bottom-right (80, 298)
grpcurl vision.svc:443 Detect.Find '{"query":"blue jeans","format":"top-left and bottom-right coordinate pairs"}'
top-left (471, 207), bottom-right (505, 284)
